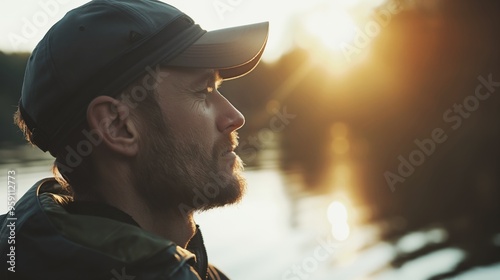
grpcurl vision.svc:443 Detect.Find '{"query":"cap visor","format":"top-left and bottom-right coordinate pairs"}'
top-left (166, 21), bottom-right (269, 80)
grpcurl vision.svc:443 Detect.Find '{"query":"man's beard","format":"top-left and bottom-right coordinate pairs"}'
top-left (132, 116), bottom-right (246, 215)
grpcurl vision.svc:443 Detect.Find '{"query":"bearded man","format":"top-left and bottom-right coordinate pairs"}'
top-left (0, 0), bottom-right (268, 279)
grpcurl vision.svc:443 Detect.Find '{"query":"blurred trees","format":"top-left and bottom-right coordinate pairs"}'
top-left (234, 0), bottom-right (500, 278)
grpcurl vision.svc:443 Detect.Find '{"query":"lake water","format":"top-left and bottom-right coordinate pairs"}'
top-left (0, 147), bottom-right (499, 280)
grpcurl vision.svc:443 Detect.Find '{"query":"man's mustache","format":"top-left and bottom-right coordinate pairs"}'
top-left (214, 132), bottom-right (239, 158)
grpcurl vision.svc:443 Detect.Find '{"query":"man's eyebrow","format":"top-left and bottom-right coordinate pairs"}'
top-left (192, 70), bottom-right (223, 88)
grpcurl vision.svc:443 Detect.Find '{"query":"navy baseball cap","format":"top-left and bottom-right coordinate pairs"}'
top-left (19, 0), bottom-right (268, 156)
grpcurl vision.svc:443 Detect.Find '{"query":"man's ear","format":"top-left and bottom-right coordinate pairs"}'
top-left (87, 96), bottom-right (140, 157)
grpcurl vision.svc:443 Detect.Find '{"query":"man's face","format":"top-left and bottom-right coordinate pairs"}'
top-left (133, 68), bottom-right (247, 213)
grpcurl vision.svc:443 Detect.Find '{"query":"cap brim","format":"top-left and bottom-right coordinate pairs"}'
top-left (166, 21), bottom-right (269, 80)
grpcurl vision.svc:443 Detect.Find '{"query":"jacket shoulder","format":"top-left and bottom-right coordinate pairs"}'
top-left (1, 178), bottom-right (204, 280)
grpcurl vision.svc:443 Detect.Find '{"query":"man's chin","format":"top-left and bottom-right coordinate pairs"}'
top-left (196, 172), bottom-right (247, 211)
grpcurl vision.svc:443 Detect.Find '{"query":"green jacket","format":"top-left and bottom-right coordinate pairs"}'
top-left (0, 178), bottom-right (229, 280)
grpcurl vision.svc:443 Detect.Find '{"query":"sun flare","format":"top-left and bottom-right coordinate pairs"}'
top-left (300, 0), bottom-right (391, 51)
top-left (297, 0), bottom-right (390, 75)
top-left (303, 8), bottom-right (357, 51)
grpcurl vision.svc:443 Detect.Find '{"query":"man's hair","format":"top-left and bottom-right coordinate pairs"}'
top-left (14, 70), bottom-right (164, 198)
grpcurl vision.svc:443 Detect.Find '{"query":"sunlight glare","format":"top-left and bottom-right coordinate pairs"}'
top-left (328, 201), bottom-right (351, 241)
top-left (328, 201), bottom-right (348, 223)
top-left (303, 7), bottom-right (357, 51)
top-left (297, 0), bottom-right (391, 76)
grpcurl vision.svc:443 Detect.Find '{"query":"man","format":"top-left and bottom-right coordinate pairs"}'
top-left (0, 0), bottom-right (268, 279)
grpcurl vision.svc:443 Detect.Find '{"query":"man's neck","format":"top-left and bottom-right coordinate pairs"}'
top-left (91, 185), bottom-right (196, 247)
top-left (90, 160), bottom-right (197, 247)
top-left (76, 193), bottom-right (197, 247)
top-left (132, 207), bottom-right (197, 248)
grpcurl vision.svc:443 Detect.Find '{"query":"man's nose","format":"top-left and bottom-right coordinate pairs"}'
top-left (215, 91), bottom-right (245, 133)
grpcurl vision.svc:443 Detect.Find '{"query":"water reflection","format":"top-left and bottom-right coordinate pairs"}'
top-left (2, 141), bottom-right (500, 279)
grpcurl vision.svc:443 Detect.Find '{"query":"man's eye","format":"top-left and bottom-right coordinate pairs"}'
top-left (197, 86), bottom-right (214, 95)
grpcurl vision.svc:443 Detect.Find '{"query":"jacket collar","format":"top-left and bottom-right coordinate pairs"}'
top-left (46, 179), bottom-right (212, 279)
